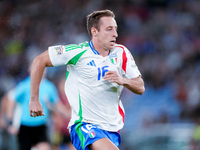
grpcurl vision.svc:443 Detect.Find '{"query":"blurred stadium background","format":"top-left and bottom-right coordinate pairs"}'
top-left (0, 0), bottom-right (200, 150)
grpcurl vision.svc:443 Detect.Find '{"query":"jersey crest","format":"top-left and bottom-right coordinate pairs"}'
top-left (109, 53), bottom-right (118, 65)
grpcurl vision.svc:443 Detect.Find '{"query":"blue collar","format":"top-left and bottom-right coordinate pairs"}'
top-left (89, 41), bottom-right (99, 55)
top-left (89, 41), bottom-right (111, 56)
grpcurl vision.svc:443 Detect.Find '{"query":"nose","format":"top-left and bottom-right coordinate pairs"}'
top-left (113, 30), bottom-right (118, 38)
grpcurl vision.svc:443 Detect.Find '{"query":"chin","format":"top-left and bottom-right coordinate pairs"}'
top-left (109, 45), bottom-right (115, 50)
top-left (105, 44), bottom-right (114, 50)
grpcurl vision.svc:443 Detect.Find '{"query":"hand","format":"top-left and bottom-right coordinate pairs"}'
top-left (103, 71), bottom-right (124, 85)
top-left (29, 99), bottom-right (45, 117)
top-left (8, 125), bottom-right (18, 135)
top-left (0, 117), bottom-right (6, 130)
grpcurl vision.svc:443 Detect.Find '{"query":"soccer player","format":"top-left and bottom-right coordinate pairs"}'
top-left (29, 9), bottom-right (145, 150)
top-left (5, 69), bottom-right (70, 150)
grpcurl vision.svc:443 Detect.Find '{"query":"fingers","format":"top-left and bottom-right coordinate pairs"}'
top-left (103, 71), bottom-right (117, 81)
top-left (103, 71), bottom-right (123, 85)
top-left (30, 110), bottom-right (45, 117)
top-left (104, 71), bottom-right (115, 76)
top-left (29, 100), bottom-right (45, 117)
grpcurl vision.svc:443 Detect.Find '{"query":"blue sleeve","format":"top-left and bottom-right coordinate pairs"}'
top-left (14, 82), bottom-right (26, 103)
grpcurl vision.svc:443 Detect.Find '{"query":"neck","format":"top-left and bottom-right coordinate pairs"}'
top-left (91, 39), bottom-right (109, 57)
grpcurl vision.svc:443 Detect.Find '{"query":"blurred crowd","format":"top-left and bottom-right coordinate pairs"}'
top-left (0, 0), bottom-right (200, 149)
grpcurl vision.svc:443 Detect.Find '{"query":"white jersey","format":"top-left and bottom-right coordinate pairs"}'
top-left (48, 41), bottom-right (141, 131)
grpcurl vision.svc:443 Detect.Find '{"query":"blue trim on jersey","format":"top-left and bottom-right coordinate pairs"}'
top-left (89, 41), bottom-right (99, 55)
top-left (89, 41), bottom-right (111, 56)
top-left (70, 122), bottom-right (121, 150)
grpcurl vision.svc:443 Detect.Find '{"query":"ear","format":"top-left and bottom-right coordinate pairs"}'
top-left (91, 27), bottom-right (98, 37)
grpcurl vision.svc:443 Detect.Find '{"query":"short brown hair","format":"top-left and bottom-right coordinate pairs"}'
top-left (86, 9), bottom-right (115, 37)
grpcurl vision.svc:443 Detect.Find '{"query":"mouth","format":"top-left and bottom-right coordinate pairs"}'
top-left (110, 40), bottom-right (116, 45)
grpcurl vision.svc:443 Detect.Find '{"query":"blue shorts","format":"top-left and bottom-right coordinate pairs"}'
top-left (70, 122), bottom-right (121, 150)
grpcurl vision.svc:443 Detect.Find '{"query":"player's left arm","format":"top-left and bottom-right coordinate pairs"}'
top-left (122, 75), bottom-right (145, 95)
top-left (103, 71), bottom-right (145, 95)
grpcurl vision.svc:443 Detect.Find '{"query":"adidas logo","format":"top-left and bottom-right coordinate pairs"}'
top-left (87, 60), bottom-right (96, 67)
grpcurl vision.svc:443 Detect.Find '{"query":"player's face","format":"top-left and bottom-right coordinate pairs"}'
top-left (97, 17), bottom-right (118, 51)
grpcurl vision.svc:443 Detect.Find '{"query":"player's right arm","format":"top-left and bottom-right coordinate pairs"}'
top-left (29, 50), bottom-right (53, 117)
